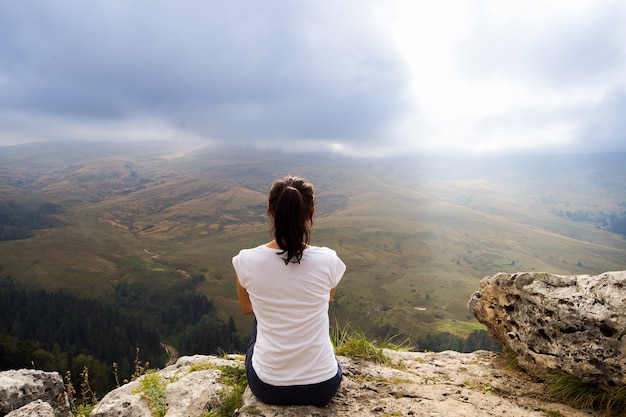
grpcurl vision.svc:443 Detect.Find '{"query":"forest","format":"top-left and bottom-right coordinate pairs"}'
top-left (0, 200), bottom-right (64, 241)
top-left (0, 219), bottom-right (504, 403)
top-left (0, 275), bottom-right (245, 396)
top-left (0, 270), bottom-right (498, 397)
top-left (554, 208), bottom-right (626, 237)
top-left (416, 328), bottom-right (499, 353)
top-left (0, 196), bottom-right (500, 395)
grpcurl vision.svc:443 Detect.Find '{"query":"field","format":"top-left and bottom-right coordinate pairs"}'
top-left (2, 143), bottom-right (626, 347)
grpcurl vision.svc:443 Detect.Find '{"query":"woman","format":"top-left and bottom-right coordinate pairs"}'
top-left (232, 175), bottom-right (346, 407)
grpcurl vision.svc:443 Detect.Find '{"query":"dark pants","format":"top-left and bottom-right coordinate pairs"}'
top-left (245, 320), bottom-right (342, 407)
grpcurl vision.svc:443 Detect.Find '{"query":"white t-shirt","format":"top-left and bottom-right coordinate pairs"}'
top-left (232, 244), bottom-right (346, 385)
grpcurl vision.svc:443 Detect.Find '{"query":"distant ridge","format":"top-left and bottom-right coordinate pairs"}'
top-left (1, 142), bottom-right (625, 355)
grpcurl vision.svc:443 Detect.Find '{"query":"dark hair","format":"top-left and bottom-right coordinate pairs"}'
top-left (268, 175), bottom-right (315, 264)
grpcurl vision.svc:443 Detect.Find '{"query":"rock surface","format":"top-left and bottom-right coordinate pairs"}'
top-left (468, 271), bottom-right (626, 389)
top-left (10, 270), bottom-right (624, 416)
top-left (93, 353), bottom-right (594, 417)
top-left (0, 369), bottom-right (71, 417)
top-left (5, 400), bottom-right (55, 417)
top-left (91, 355), bottom-right (238, 417)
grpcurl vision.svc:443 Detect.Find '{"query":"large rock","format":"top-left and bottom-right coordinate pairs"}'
top-left (91, 355), bottom-right (241, 417)
top-left (5, 400), bottom-right (54, 417)
top-left (94, 352), bottom-right (592, 417)
top-left (0, 369), bottom-right (71, 417)
top-left (468, 271), bottom-right (626, 389)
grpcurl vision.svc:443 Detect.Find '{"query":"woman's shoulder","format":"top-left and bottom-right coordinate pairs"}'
top-left (238, 244), bottom-right (271, 253)
top-left (234, 244), bottom-right (274, 260)
top-left (307, 246), bottom-right (346, 277)
top-left (306, 245), bottom-right (340, 258)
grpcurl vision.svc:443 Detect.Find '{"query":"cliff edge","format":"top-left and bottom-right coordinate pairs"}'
top-left (5, 270), bottom-right (625, 416)
top-left (90, 350), bottom-right (596, 417)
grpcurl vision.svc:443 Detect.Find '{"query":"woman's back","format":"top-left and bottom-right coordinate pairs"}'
top-left (233, 244), bottom-right (344, 385)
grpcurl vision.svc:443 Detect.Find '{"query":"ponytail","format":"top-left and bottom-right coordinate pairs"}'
top-left (268, 176), bottom-right (315, 264)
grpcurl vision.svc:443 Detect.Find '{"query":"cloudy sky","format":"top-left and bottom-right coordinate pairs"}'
top-left (1, 1), bottom-right (625, 156)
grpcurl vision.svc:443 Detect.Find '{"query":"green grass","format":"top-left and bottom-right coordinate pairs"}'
top-left (547, 370), bottom-right (626, 416)
top-left (204, 365), bottom-right (247, 417)
top-left (211, 366), bottom-right (247, 417)
top-left (132, 372), bottom-right (169, 417)
top-left (2, 146), bottom-right (626, 350)
top-left (119, 256), bottom-right (150, 270)
top-left (435, 321), bottom-right (486, 339)
top-left (331, 322), bottom-right (408, 364)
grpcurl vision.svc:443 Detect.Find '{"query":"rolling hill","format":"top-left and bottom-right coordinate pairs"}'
top-left (2, 143), bottom-right (626, 351)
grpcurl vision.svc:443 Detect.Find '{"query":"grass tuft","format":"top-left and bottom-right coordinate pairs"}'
top-left (204, 364), bottom-right (247, 417)
top-left (547, 369), bottom-right (626, 416)
top-left (498, 348), bottom-right (521, 371)
top-left (132, 371), bottom-right (169, 417)
top-left (331, 322), bottom-right (393, 365)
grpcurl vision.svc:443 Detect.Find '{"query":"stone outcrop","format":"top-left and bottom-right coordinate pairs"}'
top-left (91, 355), bottom-right (239, 417)
top-left (92, 352), bottom-right (592, 417)
top-left (5, 400), bottom-right (55, 417)
top-left (8, 270), bottom-right (626, 416)
top-left (469, 270), bottom-right (626, 389)
top-left (0, 369), bottom-right (70, 417)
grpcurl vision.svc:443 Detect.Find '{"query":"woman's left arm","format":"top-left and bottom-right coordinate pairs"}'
top-left (236, 275), bottom-right (254, 315)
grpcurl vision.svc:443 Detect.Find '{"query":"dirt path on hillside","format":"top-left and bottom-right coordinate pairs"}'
top-left (161, 343), bottom-right (179, 366)
top-left (146, 249), bottom-right (185, 367)
top-left (143, 248), bottom-right (159, 259)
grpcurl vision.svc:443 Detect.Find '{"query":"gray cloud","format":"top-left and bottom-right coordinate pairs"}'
top-left (0, 0), bottom-right (410, 147)
top-left (458, 3), bottom-right (625, 87)
top-left (575, 88), bottom-right (626, 152)
top-left (1, 1), bottom-right (625, 154)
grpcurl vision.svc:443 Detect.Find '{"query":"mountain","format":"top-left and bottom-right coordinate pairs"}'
top-left (1, 142), bottom-right (626, 351)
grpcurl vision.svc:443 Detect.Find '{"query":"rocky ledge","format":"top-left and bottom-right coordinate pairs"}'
top-left (90, 350), bottom-right (595, 417)
top-left (5, 269), bottom-right (624, 416)
top-left (2, 351), bottom-right (595, 417)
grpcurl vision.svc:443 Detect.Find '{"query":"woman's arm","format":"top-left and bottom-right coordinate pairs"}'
top-left (330, 287), bottom-right (337, 302)
top-left (236, 275), bottom-right (254, 315)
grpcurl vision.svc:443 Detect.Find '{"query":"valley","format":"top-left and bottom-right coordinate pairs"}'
top-left (2, 143), bottom-right (626, 353)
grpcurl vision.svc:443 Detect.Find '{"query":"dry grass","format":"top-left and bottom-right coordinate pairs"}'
top-left (547, 370), bottom-right (626, 416)
top-left (3, 147), bottom-right (626, 347)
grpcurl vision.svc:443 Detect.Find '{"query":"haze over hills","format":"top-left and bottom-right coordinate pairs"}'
top-left (2, 142), bottom-right (626, 351)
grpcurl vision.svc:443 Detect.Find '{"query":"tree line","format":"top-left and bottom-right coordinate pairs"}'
top-left (1, 272), bottom-right (502, 402)
top-left (0, 274), bottom-right (246, 396)
top-left (416, 329), bottom-right (501, 353)
top-left (112, 274), bottom-right (245, 355)
top-left (365, 321), bottom-right (501, 353)
top-left (0, 200), bottom-right (64, 241)
top-left (554, 209), bottom-right (626, 237)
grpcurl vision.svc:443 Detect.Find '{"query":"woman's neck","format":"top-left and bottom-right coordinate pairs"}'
top-left (265, 240), bottom-right (281, 249)
top-left (265, 239), bottom-right (309, 249)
